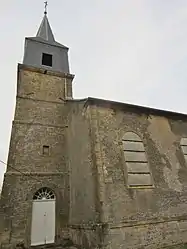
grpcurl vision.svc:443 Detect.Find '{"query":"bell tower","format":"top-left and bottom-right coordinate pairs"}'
top-left (23, 10), bottom-right (70, 74)
top-left (0, 4), bottom-right (74, 247)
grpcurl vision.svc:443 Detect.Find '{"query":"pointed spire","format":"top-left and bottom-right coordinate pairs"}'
top-left (23, 1), bottom-right (70, 73)
top-left (36, 15), bottom-right (55, 42)
top-left (36, 2), bottom-right (55, 42)
top-left (25, 2), bottom-right (68, 48)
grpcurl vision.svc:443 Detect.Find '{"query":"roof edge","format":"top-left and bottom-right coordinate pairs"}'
top-left (84, 97), bottom-right (187, 119)
top-left (25, 37), bottom-right (69, 50)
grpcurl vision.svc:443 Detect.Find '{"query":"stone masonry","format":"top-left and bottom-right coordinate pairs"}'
top-left (67, 98), bottom-right (187, 249)
top-left (0, 64), bottom-right (74, 247)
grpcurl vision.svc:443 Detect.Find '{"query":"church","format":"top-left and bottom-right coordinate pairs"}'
top-left (1, 7), bottom-right (187, 249)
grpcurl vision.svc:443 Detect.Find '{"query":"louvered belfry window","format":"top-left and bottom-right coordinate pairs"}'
top-left (122, 132), bottom-right (153, 187)
top-left (180, 137), bottom-right (187, 162)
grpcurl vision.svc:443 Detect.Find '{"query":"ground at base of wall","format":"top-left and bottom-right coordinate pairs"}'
top-left (160, 244), bottom-right (187, 249)
top-left (0, 240), bottom-right (79, 249)
top-left (1, 243), bottom-right (187, 249)
top-left (0, 245), bottom-right (78, 249)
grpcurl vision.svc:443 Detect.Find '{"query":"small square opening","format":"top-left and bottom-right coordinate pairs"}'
top-left (43, 145), bottom-right (50, 155)
top-left (42, 53), bottom-right (53, 67)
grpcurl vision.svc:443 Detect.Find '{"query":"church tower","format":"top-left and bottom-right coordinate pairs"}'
top-left (23, 11), bottom-right (70, 74)
top-left (0, 6), bottom-right (74, 246)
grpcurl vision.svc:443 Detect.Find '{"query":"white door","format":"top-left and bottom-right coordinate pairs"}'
top-left (31, 200), bottom-right (55, 246)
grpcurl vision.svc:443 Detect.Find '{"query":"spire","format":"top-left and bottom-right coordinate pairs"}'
top-left (36, 2), bottom-right (55, 42)
top-left (23, 2), bottom-right (70, 73)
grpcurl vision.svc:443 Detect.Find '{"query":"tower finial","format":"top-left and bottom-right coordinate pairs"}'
top-left (44, 1), bottom-right (48, 15)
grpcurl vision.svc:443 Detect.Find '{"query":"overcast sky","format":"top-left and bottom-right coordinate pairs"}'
top-left (1, 0), bottom-right (187, 187)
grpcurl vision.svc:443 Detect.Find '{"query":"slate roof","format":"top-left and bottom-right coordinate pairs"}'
top-left (27, 14), bottom-right (68, 49)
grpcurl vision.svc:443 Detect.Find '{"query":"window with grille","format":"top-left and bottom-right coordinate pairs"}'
top-left (33, 187), bottom-right (55, 200)
top-left (122, 132), bottom-right (153, 188)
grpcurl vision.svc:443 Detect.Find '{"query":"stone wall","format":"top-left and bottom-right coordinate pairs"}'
top-left (88, 101), bottom-right (187, 249)
top-left (2, 63), bottom-right (187, 249)
top-left (0, 65), bottom-right (73, 246)
top-left (104, 220), bottom-right (187, 249)
top-left (0, 174), bottom-right (69, 246)
top-left (67, 102), bottom-right (98, 248)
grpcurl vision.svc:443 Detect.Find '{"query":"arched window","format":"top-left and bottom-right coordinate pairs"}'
top-left (33, 187), bottom-right (55, 200)
top-left (123, 132), bottom-right (153, 187)
top-left (31, 187), bottom-right (56, 246)
top-left (180, 137), bottom-right (187, 162)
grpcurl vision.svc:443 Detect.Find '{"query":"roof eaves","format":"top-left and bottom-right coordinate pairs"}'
top-left (86, 97), bottom-right (187, 119)
top-left (26, 37), bottom-right (69, 49)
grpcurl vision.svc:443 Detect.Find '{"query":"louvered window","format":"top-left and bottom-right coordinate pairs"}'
top-left (123, 132), bottom-right (153, 187)
top-left (180, 137), bottom-right (187, 162)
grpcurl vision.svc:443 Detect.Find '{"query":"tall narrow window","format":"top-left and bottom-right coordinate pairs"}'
top-left (42, 53), bottom-right (53, 67)
top-left (123, 132), bottom-right (153, 188)
top-left (180, 137), bottom-right (187, 162)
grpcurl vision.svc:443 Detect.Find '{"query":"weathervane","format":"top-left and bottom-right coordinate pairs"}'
top-left (44, 1), bottom-right (48, 15)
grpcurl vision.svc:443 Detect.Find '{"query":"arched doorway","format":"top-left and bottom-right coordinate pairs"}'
top-left (31, 187), bottom-right (56, 246)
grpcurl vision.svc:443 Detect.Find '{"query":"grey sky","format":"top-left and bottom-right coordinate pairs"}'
top-left (1, 0), bottom-right (187, 187)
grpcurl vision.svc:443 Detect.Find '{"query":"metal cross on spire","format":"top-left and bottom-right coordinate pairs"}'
top-left (44, 1), bottom-right (48, 15)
